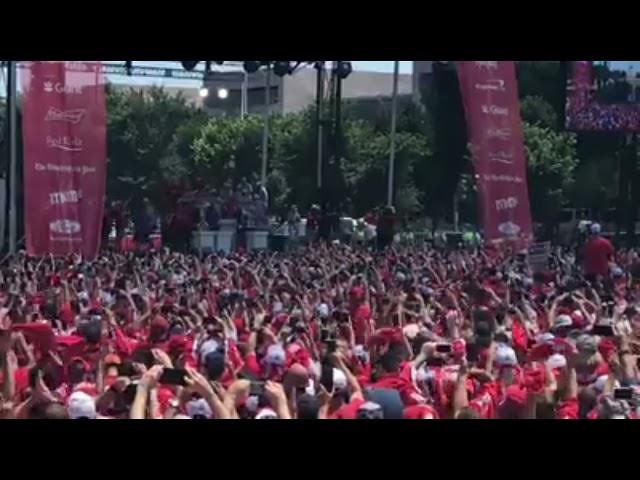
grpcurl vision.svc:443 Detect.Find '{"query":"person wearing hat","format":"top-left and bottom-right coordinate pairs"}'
top-left (583, 222), bottom-right (614, 281)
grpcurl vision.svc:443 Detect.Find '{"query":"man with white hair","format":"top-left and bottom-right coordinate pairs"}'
top-left (583, 222), bottom-right (614, 280)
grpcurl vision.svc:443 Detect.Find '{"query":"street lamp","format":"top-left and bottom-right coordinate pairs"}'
top-left (243, 61), bottom-right (261, 74)
top-left (181, 61), bottom-right (200, 72)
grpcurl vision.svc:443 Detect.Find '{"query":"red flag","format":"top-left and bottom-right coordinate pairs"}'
top-left (457, 61), bottom-right (533, 247)
top-left (22, 61), bottom-right (107, 258)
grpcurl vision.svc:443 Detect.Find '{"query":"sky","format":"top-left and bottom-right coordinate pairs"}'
top-left (609, 61), bottom-right (640, 72)
top-left (353, 61), bottom-right (412, 73)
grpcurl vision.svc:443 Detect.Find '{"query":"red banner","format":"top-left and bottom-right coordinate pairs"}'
top-left (457, 61), bottom-right (533, 245)
top-left (22, 61), bottom-right (107, 258)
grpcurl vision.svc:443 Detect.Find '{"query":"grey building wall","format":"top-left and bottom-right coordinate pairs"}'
top-left (110, 65), bottom-right (420, 116)
top-left (281, 67), bottom-right (413, 114)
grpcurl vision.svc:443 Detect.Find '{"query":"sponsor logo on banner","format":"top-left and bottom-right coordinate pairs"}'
top-left (498, 222), bottom-right (521, 236)
top-left (34, 163), bottom-right (97, 175)
top-left (49, 219), bottom-right (82, 235)
top-left (475, 61), bottom-right (498, 70)
top-left (495, 197), bottom-right (518, 211)
top-left (483, 174), bottom-right (524, 183)
top-left (64, 62), bottom-right (90, 72)
top-left (46, 136), bottom-right (83, 152)
top-left (43, 81), bottom-right (83, 95)
top-left (481, 104), bottom-right (509, 116)
top-left (486, 128), bottom-right (511, 140)
top-left (475, 79), bottom-right (505, 91)
top-left (488, 151), bottom-right (514, 164)
top-left (44, 107), bottom-right (86, 125)
top-left (50, 190), bottom-right (82, 206)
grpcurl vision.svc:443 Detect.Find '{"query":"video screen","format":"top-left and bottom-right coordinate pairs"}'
top-left (565, 61), bottom-right (640, 132)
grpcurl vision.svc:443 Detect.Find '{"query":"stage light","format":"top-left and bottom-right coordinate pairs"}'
top-left (199, 87), bottom-right (209, 98)
top-left (181, 61), bottom-right (200, 71)
top-left (243, 61), bottom-right (261, 74)
top-left (336, 61), bottom-right (352, 80)
top-left (217, 88), bottom-right (229, 99)
top-left (273, 61), bottom-right (293, 77)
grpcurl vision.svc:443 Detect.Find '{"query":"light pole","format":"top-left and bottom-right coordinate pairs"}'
top-left (261, 65), bottom-right (271, 184)
top-left (387, 60), bottom-right (399, 207)
top-left (241, 70), bottom-right (248, 119)
top-left (315, 62), bottom-right (325, 191)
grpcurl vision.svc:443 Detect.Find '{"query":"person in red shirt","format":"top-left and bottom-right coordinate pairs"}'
top-left (583, 223), bottom-right (614, 279)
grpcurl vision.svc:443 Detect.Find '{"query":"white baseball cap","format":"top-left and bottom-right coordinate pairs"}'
top-left (316, 303), bottom-right (329, 318)
top-left (553, 314), bottom-right (573, 330)
top-left (333, 368), bottom-right (348, 391)
top-left (495, 344), bottom-right (518, 367)
top-left (546, 353), bottom-right (567, 370)
top-left (186, 398), bottom-right (213, 419)
top-left (265, 344), bottom-right (287, 367)
top-left (255, 408), bottom-right (278, 419)
top-left (199, 339), bottom-right (220, 361)
top-left (67, 391), bottom-right (97, 419)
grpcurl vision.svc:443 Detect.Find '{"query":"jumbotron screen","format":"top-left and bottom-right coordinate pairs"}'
top-left (565, 61), bottom-right (640, 132)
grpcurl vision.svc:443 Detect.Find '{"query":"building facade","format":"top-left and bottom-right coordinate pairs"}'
top-left (202, 66), bottom-right (415, 116)
top-left (110, 63), bottom-right (433, 116)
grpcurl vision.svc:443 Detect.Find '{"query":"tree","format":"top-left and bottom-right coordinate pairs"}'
top-left (269, 111), bottom-right (315, 211)
top-left (106, 85), bottom-right (207, 211)
top-left (520, 95), bottom-right (558, 130)
top-left (341, 120), bottom-right (429, 215)
top-left (516, 61), bottom-right (566, 128)
top-left (523, 122), bottom-right (579, 227)
top-left (192, 115), bottom-right (264, 186)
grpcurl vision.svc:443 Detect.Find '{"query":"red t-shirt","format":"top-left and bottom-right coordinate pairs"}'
top-left (370, 362), bottom-right (425, 406)
top-left (556, 397), bottom-right (579, 419)
top-left (330, 398), bottom-right (366, 419)
top-left (468, 381), bottom-right (501, 419)
top-left (584, 237), bottom-right (614, 277)
top-left (403, 404), bottom-right (439, 419)
top-left (351, 303), bottom-right (372, 345)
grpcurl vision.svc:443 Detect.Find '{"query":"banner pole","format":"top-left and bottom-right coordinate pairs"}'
top-left (387, 60), bottom-right (399, 207)
top-left (7, 61), bottom-right (17, 255)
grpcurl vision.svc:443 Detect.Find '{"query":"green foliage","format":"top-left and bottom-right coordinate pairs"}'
top-left (523, 122), bottom-right (579, 222)
top-left (520, 95), bottom-right (558, 129)
top-left (106, 85), bottom-right (207, 210)
top-left (192, 114), bottom-right (263, 184)
top-left (342, 120), bottom-right (429, 214)
top-left (516, 61), bottom-right (565, 124)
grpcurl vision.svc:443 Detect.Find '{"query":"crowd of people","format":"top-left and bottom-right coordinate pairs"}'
top-left (1, 222), bottom-right (639, 420)
top-left (566, 65), bottom-right (640, 131)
